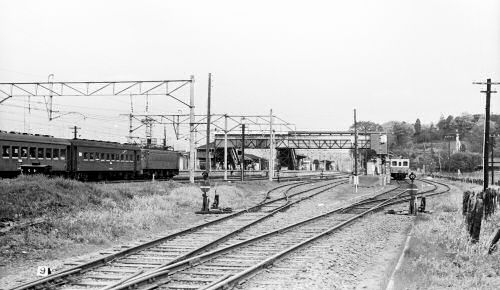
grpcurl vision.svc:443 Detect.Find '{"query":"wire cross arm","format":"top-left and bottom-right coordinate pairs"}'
top-left (473, 81), bottom-right (500, 85)
top-left (0, 80), bottom-right (192, 101)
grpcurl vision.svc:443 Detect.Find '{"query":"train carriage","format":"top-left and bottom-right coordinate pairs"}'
top-left (69, 139), bottom-right (141, 180)
top-left (0, 131), bottom-right (181, 180)
top-left (0, 131), bottom-right (70, 177)
top-left (389, 158), bottom-right (410, 180)
top-left (140, 148), bottom-right (180, 179)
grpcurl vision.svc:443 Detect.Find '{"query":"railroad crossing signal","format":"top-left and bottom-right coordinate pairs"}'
top-left (409, 172), bottom-right (416, 182)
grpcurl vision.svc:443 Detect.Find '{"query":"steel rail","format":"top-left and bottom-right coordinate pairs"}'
top-left (207, 179), bottom-right (450, 290)
top-left (111, 179), bottom-right (450, 290)
top-left (10, 177), bottom-right (347, 290)
top-left (99, 179), bottom-right (349, 290)
top-left (106, 183), bottom-right (408, 290)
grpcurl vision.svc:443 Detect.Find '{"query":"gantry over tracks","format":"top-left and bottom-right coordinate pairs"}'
top-left (10, 176), bottom-right (348, 290)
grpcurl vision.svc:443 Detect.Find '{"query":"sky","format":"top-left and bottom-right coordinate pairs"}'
top-left (0, 0), bottom-right (499, 147)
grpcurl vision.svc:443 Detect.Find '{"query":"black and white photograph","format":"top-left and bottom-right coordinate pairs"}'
top-left (1, 1), bottom-right (499, 289)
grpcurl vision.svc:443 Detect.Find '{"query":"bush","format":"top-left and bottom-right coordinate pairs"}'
top-left (0, 175), bottom-right (132, 219)
top-left (442, 152), bottom-right (482, 172)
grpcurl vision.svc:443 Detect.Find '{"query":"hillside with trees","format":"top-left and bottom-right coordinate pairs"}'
top-left (353, 113), bottom-right (500, 173)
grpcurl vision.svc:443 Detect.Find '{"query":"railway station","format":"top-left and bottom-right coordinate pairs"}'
top-left (1, 1), bottom-right (499, 290)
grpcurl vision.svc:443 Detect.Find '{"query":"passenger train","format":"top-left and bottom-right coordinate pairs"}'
top-left (388, 158), bottom-right (410, 180)
top-left (0, 131), bottom-right (180, 180)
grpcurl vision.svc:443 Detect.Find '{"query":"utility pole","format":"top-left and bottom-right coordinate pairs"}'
top-left (206, 73), bottom-right (212, 172)
top-left (354, 109), bottom-right (358, 177)
top-left (484, 79), bottom-right (492, 189)
top-left (241, 123), bottom-right (245, 182)
top-left (163, 125), bottom-right (167, 148)
top-left (269, 109), bottom-right (274, 181)
top-left (189, 75), bottom-right (195, 184)
top-left (364, 126), bottom-right (368, 175)
top-left (491, 136), bottom-right (495, 185)
top-left (47, 74), bottom-right (54, 121)
top-left (223, 114), bottom-right (228, 181)
top-left (473, 78), bottom-right (498, 191)
top-left (70, 126), bottom-right (80, 139)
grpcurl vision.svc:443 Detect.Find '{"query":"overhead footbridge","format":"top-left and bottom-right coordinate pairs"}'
top-left (214, 131), bottom-right (388, 154)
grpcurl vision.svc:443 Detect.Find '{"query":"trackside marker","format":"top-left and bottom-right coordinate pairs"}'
top-left (37, 266), bottom-right (51, 277)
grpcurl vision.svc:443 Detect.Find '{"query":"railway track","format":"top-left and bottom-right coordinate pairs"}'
top-left (90, 179), bottom-right (449, 290)
top-left (11, 176), bottom-right (348, 290)
top-left (101, 171), bottom-right (342, 184)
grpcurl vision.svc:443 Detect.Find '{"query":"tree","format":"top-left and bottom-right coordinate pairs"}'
top-left (414, 118), bottom-right (422, 136)
top-left (437, 115), bottom-right (446, 133)
top-left (436, 115), bottom-right (456, 137)
top-left (447, 152), bottom-right (482, 172)
top-left (349, 121), bottom-right (383, 132)
top-left (454, 113), bottom-right (475, 138)
top-left (445, 115), bottom-right (455, 131)
top-left (469, 117), bottom-right (497, 153)
top-left (392, 121), bottom-right (415, 147)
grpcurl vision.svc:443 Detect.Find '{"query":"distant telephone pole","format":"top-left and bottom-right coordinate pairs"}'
top-left (70, 126), bottom-right (81, 139)
top-left (206, 73), bottom-right (212, 172)
top-left (354, 109), bottom-right (358, 177)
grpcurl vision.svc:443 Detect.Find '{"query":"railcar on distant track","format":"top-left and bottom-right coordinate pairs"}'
top-left (0, 131), bottom-right (180, 181)
top-left (389, 158), bottom-right (409, 180)
top-left (140, 148), bottom-right (180, 179)
top-left (0, 132), bottom-right (70, 177)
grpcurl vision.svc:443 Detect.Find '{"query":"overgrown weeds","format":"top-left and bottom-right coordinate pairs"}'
top-left (0, 176), bottom-right (271, 264)
top-left (0, 175), bottom-right (133, 220)
top-left (394, 182), bottom-right (500, 289)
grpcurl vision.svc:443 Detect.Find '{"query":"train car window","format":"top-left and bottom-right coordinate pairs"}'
top-left (128, 154), bottom-right (132, 162)
top-left (136, 154), bottom-right (140, 161)
top-left (45, 148), bottom-right (52, 159)
top-left (89, 152), bottom-right (94, 161)
top-left (53, 148), bottom-right (60, 160)
top-left (60, 149), bottom-right (66, 160)
top-left (95, 152), bottom-right (99, 161)
top-left (403, 161), bottom-right (408, 166)
top-left (100, 153), bottom-right (105, 161)
top-left (37, 148), bottom-right (44, 159)
top-left (399, 162), bottom-right (401, 166)
top-left (83, 152), bottom-right (88, 161)
top-left (21, 147), bottom-right (28, 158)
top-left (391, 161), bottom-right (397, 166)
top-left (119, 154), bottom-right (123, 161)
top-left (111, 153), bottom-right (115, 161)
top-left (106, 153), bottom-right (110, 161)
top-left (29, 147), bottom-right (36, 159)
top-left (2, 146), bottom-right (10, 158)
top-left (12, 146), bottom-right (19, 158)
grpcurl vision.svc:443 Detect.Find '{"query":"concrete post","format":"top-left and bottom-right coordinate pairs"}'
top-left (189, 75), bottom-right (195, 184)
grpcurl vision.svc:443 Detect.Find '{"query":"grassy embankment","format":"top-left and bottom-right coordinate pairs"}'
top-left (393, 180), bottom-right (500, 289)
top-left (0, 175), bottom-right (270, 265)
